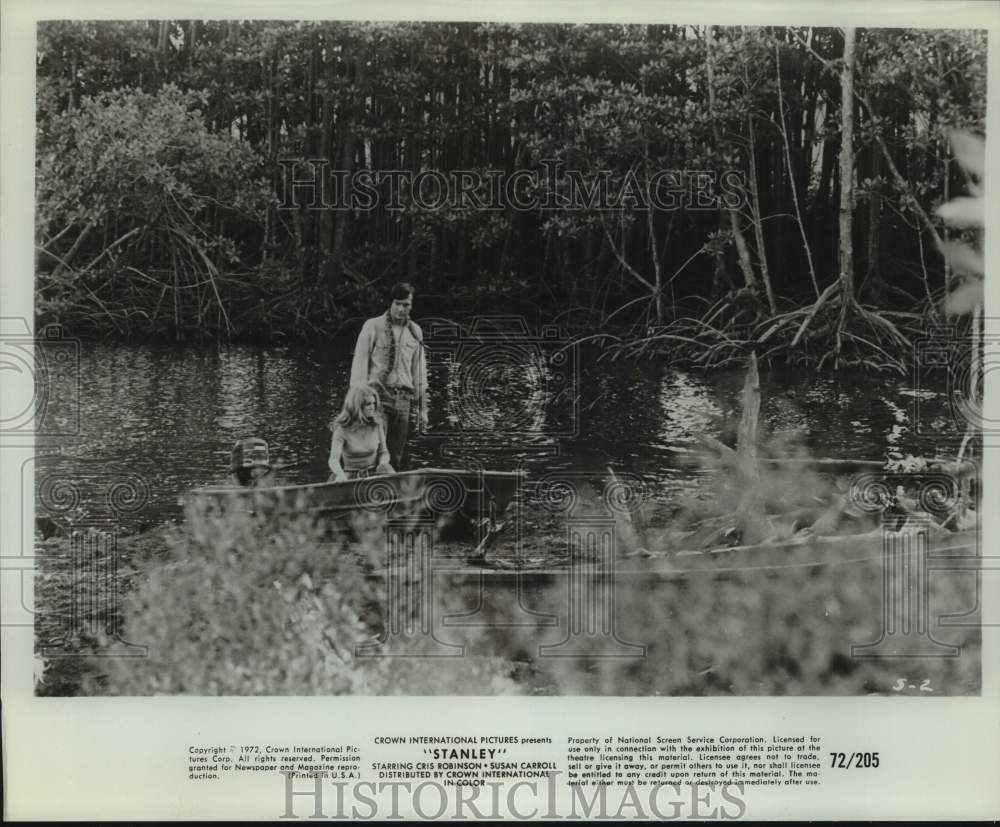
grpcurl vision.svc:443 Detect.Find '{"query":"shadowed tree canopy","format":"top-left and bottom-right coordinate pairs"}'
top-left (35, 21), bottom-right (986, 366)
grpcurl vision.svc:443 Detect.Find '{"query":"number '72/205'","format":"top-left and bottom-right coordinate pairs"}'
top-left (830, 752), bottom-right (879, 768)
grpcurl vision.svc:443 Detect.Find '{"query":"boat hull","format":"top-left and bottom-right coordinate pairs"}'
top-left (188, 468), bottom-right (524, 520)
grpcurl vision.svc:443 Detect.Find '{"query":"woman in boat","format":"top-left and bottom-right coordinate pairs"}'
top-left (328, 385), bottom-right (395, 481)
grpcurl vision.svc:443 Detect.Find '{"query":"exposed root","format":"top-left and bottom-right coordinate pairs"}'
top-left (584, 281), bottom-right (922, 374)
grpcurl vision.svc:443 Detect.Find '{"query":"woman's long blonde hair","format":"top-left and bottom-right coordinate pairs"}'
top-left (332, 385), bottom-right (381, 430)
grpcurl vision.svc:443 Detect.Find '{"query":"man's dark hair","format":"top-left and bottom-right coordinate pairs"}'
top-left (390, 282), bottom-right (414, 301)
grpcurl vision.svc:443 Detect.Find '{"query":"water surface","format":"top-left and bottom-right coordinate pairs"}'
top-left (33, 342), bottom-right (965, 532)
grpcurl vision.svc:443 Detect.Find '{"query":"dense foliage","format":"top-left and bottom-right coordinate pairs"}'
top-left (35, 499), bottom-right (978, 697)
top-left (36, 22), bottom-right (986, 361)
top-left (36, 503), bottom-right (520, 695)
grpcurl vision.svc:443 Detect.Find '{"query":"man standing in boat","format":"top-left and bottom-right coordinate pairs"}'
top-left (349, 282), bottom-right (428, 470)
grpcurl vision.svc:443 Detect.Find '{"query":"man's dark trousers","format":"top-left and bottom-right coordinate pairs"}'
top-left (379, 387), bottom-right (411, 470)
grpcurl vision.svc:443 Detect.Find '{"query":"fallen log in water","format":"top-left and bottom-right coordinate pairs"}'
top-left (627, 526), bottom-right (978, 568)
top-left (683, 436), bottom-right (977, 478)
top-left (654, 354), bottom-right (979, 552)
top-left (684, 438), bottom-right (884, 474)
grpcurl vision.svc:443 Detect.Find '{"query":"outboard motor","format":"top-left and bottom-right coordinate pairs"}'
top-left (229, 437), bottom-right (271, 487)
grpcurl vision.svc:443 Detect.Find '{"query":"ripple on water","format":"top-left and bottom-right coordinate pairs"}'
top-left (34, 345), bottom-right (962, 528)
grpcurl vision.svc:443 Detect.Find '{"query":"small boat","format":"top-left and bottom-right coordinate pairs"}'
top-left (189, 467), bottom-right (525, 529)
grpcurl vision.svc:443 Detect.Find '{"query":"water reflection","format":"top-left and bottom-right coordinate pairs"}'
top-left (35, 343), bottom-right (963, 530)
top-left (442, 345), bottom-right (549, 434)
top-left (656, 372), bottom-right (721, 445)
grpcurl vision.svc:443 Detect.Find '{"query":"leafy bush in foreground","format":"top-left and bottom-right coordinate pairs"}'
top-left (103, 501), bottom-right (518, 695)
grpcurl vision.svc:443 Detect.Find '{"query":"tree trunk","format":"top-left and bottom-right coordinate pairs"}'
top-left (51, 217), bottom-right (99, 278)
top-left (705, 26), bottom-right (757, 292)
top-left (644, 151), bottom-right (665, 325)
top-left (747, 110), bottom-right (777, 313)
top-left (810, 127), bottom-right (838, 231)
top-left (836, 27), bottom-right (857, 349)
top-left (156, 21), bottom-right (169, 80)
top-left (326, 49), bottom-right (364, 291)
top-left (799, 27), bottom-right (817, 188)
top-left (320, 90), bottom-right (336, 256)
top-left (775, 43), bottom-right (820, 299)
top-left (866, 144), bottom-right (881, 288)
